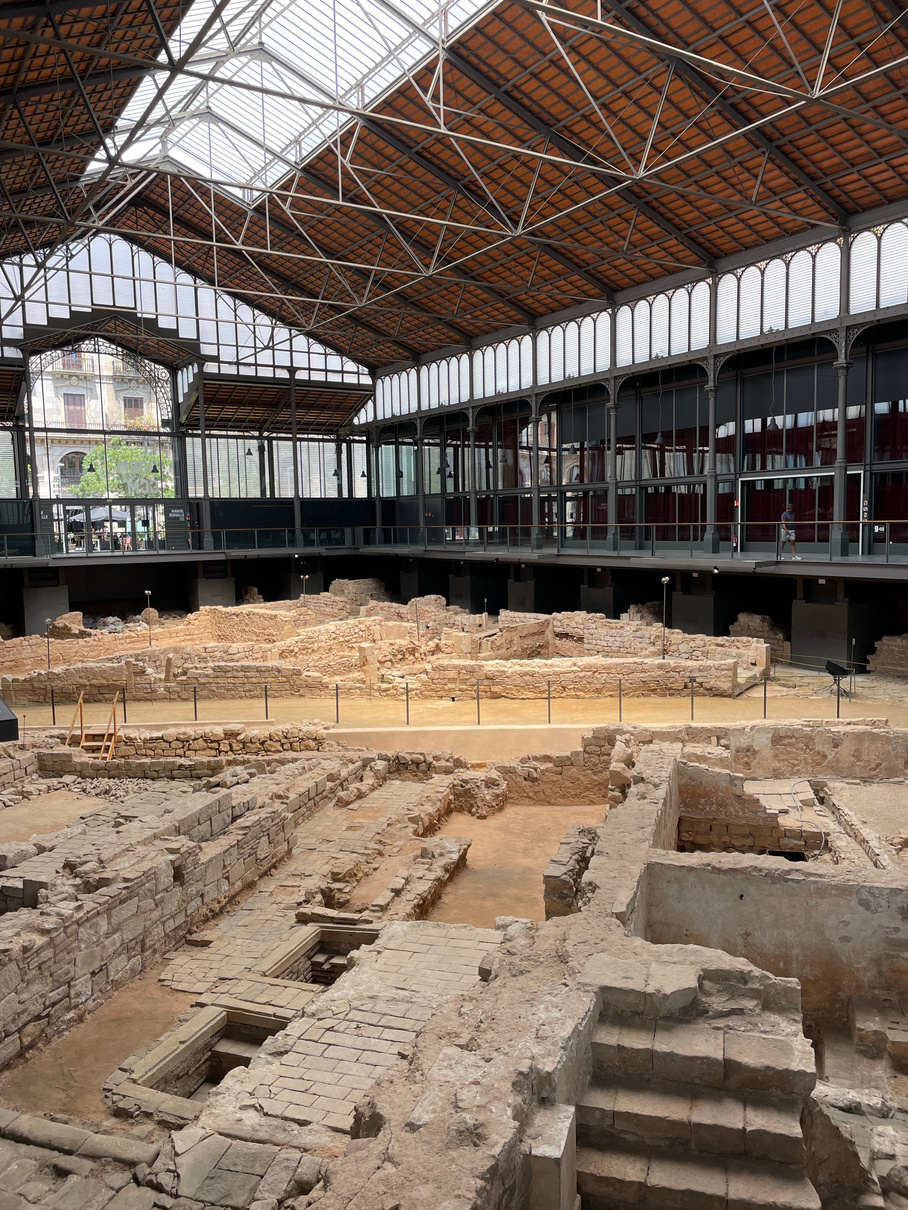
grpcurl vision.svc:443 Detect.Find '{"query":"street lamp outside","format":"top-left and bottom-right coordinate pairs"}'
top-left (661, 576), bottom-right (670, 660)
top-left (45, 618), bottom-right (52, 670)
top-left (144, 589), bottom-right (152, 647)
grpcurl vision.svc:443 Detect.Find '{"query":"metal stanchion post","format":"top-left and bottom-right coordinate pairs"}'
top-left (193, 685), bottom-right (198, 721)
top-left (763, 676), bottom-right (767, 720)
top-left (406, 682), bottom-right (410, 726)
top-left (335, 683), bottom-right (340, 724)
top-left (50, 688), bottom-right (55, 726)
top-left (836, 678), bottom-right (841, 719)
top-left (264, 684), bottom-right (269, 720)
top-left (619, 678), bottom-right (622, 722)
top-left (547, 679), bottom-right (551, 724)
top-left (690, 676), bottom-right (695, 721)
top-left (476, 680), bottom-right (480, 726)
top-left (122, 689), bottom-right (127, 725)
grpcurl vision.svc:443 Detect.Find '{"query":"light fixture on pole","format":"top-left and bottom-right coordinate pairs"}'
top-left (45, 618), bottom-right (52, 671)
top-left (661, 576), bottom-right (670, 660)
top-left (302, 573), bottom-right (309, 598)
top-left (144, 589), bottom-right (152, 647)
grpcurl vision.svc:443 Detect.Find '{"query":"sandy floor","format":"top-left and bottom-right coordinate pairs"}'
top-left (0, 789), bottom-right (95, 842)
top-left (825, 779), bottom-right (908, 841)
top-left (426, 804), bottom-right (606, 928)
top-left (19, 686), bottom-right (908, 731)
top-left (0, 966), bottom-right (194, 1126)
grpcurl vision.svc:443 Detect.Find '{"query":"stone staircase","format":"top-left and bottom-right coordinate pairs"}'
top-left (575, 957), bottom-right (821, 1209)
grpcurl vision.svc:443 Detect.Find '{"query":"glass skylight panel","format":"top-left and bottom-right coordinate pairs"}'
top-left (98, 0), bottom-right (493, 197)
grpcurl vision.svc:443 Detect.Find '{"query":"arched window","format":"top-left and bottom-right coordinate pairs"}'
top-left (58, 451), bottom-right (86, 492)
top-left (880, 223), bottom-right (908, 309)
top-left (632, 301), bottom-right (650, 362)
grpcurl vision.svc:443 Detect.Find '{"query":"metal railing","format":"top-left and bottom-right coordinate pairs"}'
top-left (14, 670), bottom-right (800, 731)
top-left (2, 519), bottom-right (908, 562)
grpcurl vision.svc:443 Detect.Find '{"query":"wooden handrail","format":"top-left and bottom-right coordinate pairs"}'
top-left (66, 691), bottom-right (84, 747)
top-left (100, 691), bottom-right (119, 761)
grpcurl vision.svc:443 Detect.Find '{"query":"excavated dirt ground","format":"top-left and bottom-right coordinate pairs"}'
top-left (426, 804), bottom-right (606, 927)
top-left (19, 688), bottom-right (908, 731)
top-left (0, 966), bottom-right (194, 1126)
top-left (0, 789), bottom-right (97, 840)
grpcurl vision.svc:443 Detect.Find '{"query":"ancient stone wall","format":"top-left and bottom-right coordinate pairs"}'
top-left (420, 654), bottom-right (741, 698)
top-left (0, 755), bottom-right (369, 1067)
top-left (498, 608), bottom-right (769, 671)
top-left (642, 850), bottom-right (908, 1016)
top-left (729, 611), bottom-right (787, 660)
top-left (868, 633), bottom-right (908, 675)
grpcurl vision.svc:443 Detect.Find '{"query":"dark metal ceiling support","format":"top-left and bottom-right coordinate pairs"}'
top-left (595, 0), bottom-right (849, 226)
top-left (138, 188), bottom-right (470, 352)
top-left (0, 65), bottom-right (151, 105)
top-left (360, 116), bottom-right (616, 299)
top-left (288, 162), bottom-right (536, 326)
top-left (0, 0), bottom-right (117, 15)
top-left (442, 47), bottom-right (715, 269)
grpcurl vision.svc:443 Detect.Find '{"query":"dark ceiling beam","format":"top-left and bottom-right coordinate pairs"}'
top-left (0, 133), bottom-right (100, 163)
top-left (289, 161), bottom-right (536, 325)
top-left (137, 193), bottom-right (462, 354)
top-left (0, 64), bottom-right (150, 105)
top-left (0, 0), bottom-right (116, 15)
top-left (360, 116), bottom-right (615, 299)
top-left (596, 0), bottom-right (849, 226)
top-left (135, 195), bottom-right (425, 362)
top-left (443, 47), bottom-right (716, 269)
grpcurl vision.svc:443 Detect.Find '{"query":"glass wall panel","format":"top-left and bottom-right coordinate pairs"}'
top-left (641, 384), bottom-right (702, 478)
top-left (187, 435), bottom-right (259, 497)
top-left (474, 423), bottom-right (493, 491)
top-left (538, 414), bottom-right (556, 486)
top-left (742, 359), bottom-right (864, 471)
top-left (0, 430), bottom-right (19, 498)
top-left (875, 471), bottom-right (908, 541)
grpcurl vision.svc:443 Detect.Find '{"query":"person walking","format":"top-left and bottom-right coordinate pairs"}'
top-left (781, 502), bottom-right (801, 560)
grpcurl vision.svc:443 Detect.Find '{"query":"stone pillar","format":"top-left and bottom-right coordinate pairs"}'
top-left (704, 378), bottom-right (720, 554)
top-left (831, 358), bottom-right (852, 558)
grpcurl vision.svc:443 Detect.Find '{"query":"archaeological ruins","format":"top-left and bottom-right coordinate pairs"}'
top-left (0, 581), bottom-right (902, 1210)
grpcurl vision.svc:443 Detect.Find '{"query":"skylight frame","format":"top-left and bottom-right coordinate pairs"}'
top-left (97, 0), bottom-right (497, 202)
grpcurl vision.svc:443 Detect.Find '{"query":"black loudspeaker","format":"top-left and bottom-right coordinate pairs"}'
top-left (0, 699), bottom-right (19, 742)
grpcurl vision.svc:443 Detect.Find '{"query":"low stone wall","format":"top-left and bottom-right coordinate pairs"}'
top-left (729, 611), bottom-right (787, 660)
top-left (498, 608), bottom-right (770, 672)
top-left (868, 633), bottom-right (908, 675)
top-left (0, 755), bottom-right (368, 1066)
top-left (642, 850), bottom-right (908, 1016)
top-left (675, 760), bottom-right (823, 854)
top-left (0, 740), bottom-right (38, 788)
top-left (420, 654), bottom-right (741, 697)
top-left (543, 825), bottom-right (598, 917)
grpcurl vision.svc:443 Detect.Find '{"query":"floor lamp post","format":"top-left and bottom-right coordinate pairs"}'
top-left (145, 589), bottom-right (152, 647)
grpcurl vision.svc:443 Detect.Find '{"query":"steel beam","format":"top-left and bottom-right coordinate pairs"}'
top-left (594, 0), bottom-right (848, 226)
top-left (0, 65), bottom-right (151, 105)
top-left (136, 192), bottom-right (466, 353)
top-left (360, 116), bottom-right (616, 298)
